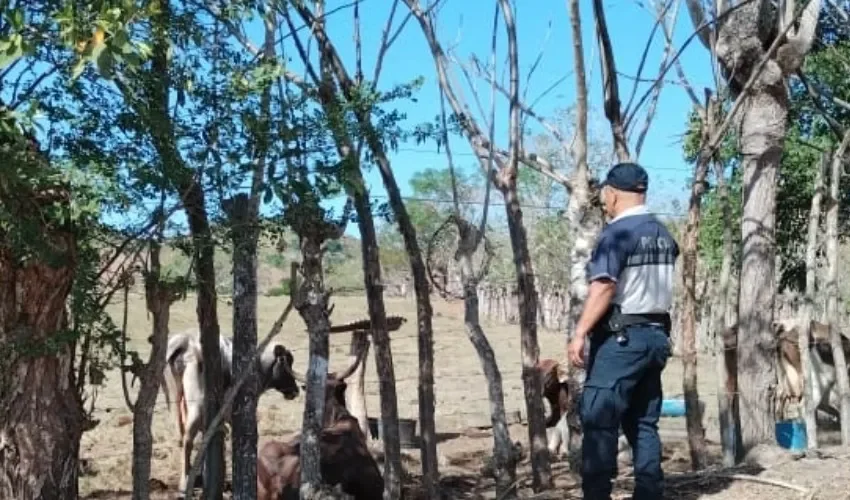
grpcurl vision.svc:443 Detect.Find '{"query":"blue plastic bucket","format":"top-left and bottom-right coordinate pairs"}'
top-left (775, 420), bottom-right (807, 450)
top-left (660, 399), bottom-right (686, 417)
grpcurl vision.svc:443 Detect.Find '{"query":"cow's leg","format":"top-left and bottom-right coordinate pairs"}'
top-left (179, 359), bottom-right (204, 496)
top-left (180, 403), bottom-right (203, 496)
top-left (177, 391), bottom-right (187, 445)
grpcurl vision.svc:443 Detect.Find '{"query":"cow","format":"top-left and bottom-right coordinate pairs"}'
top-left (161, 330), bottom-right (301, 494)
top-left (257, 342), bottom-right (384, 500)
top-left (774, 317), bottom-right (850, 421)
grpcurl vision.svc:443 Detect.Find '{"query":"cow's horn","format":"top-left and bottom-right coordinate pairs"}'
top-left (335, 340), bottom-right (368, 381)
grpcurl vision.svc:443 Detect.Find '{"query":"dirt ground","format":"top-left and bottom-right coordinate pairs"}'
top-left (81, 294), bottom-right (850, 499)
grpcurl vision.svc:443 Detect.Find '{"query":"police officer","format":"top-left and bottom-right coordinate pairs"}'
top-left (567, 162), bottom-right (678, 500)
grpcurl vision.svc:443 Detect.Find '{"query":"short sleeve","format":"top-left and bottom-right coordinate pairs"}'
top-left (586, 230), bottom-right (627, 283)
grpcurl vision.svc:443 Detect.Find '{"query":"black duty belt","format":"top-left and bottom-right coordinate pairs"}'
top-left (595, 305), bottom-right (671, 344)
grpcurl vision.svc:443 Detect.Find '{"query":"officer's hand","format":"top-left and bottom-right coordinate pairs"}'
top-left (567, 333), bottom-right (586, 369)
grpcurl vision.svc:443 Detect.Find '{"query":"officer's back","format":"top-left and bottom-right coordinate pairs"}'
top-left (567, 162), bottom-right (678, 500)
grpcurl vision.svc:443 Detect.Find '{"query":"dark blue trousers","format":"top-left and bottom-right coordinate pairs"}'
top-left (580, 324), bottom-right (671, 500)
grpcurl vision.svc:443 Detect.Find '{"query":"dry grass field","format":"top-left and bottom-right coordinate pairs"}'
top-left (80, 293), bottom-right (850, 499)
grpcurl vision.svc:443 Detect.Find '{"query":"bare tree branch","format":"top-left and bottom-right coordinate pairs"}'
top-left (658, 0), bottom-right (702, 109)
top-left (592, 0), bottom-right (631, 161)
top-left (786, 0), bottom-right (822, 51)
top-left (633, 0), bottom-right (682, 158)
top-left (403, 0), bottom-right (572, 190)
top-left (797, 71), bottom-right (848, 137)
top-left (826, 0), bottom-right (850, 22)
top-left (623, 0), bottom-right (673, 118)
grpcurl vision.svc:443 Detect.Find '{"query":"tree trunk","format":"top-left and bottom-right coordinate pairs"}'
top-left (825, 133), bottom-right (850, 445)
top-left (800, 153), bottom-right (827, 448)
top-left (133, 238), bottom-right (179, 500)
top-left (711, 161), bottom-right (740, 467)
top-left (188, 190), bottom-right (225, 499)
top-left (501, 182), bottom-right (551, 489)
top-left (360, 121), bottom-right (439, 500)
top-left (296, 237), bottom-right (332, 498)
top-left (564, 0), bottom-right (604, 456)
top-left (301, 21), bottom-right (410, 492)
top-left (145, 2), bottom-right (224, 494)
top-left (681, 149), bottom-right (711, 469)
top-left (345, 331), bottom-right (370, 437)
top-left (736, 85), bottom-right (785, 450)
top-left (497, 0), bottom-right (550, 488)
top-left (0, 230), bottom-right (83, 500)
top-left (229, 193), bottom-right (260, 499)
top-left (456, 223), bottom-right (517, 499)
top-left (348, 175), bottom-right (403, 500)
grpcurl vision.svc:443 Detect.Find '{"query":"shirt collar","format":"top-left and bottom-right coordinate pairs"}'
top-left (609, 204), bottom-right (649, 224)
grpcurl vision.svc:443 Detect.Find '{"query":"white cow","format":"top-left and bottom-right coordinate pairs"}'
top-left (161, 331), bottom-right (301, 494)
top-left (774, 317), bottom-right (850, 421)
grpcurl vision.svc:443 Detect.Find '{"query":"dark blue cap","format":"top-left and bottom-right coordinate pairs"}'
top-left (601, 162), bottom-right (648, 193)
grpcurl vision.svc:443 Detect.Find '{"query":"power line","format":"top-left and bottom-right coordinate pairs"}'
top-left (393, 147), bottom-right (694, 173)
top-left (338, 193), bottom-right (686, 217)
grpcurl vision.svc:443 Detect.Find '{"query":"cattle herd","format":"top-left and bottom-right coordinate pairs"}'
top-left (154, 315), bottom-right (850, 498)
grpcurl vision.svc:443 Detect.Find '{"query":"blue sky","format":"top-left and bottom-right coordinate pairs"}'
top-left (303, 0), bottom-right (714, 236)
top-left (7, 1), bottom-right (716, 238)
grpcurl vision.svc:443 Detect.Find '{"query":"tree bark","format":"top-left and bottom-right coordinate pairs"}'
top-left (502, 181), bottom-right (551, 489)
top-left (736, 78), bottom-right (785, 451)
top-left (497, 0), bottom-right (550, 489)
top-left (564, 0), bottom-right (604, 456)
top-left (340, 160), bottom-right (402, 499)
top-left (0, 187), bottom-right (83, 499)
top-left (295, 236), bottom-right (332, 499)
top-left (457, 229), bottom-right (518, 499)
top-left (229, 193), bottom-right (260, 499)
top-left (825, 132), bottom-right (850, 445)
top-left (133, 235), bottom-right (180, 500)
top-left (145, 3), bottom-right (225, 494)
top-left (800, 153), bottom-right (827, 449)
top-left (681, 144), bottom-right (711, 469)
top-left (711, 161), bottom-right (740, 467)
top-left (290, 8), bottom-right (407, 492)
top-left (228, 7), bottom-right (275, 497)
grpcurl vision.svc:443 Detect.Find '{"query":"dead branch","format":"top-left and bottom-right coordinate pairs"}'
top-left (714, 473), bottom-right (809, 493)
top-left (632, 0), bottom-right (682, 158)
top-left (622, 0), bottom-right (674, 118)
top-left (592, 0), bottom-right (630, 161)
top-left (657, 0), bottom-right (702, 109)
top-left (402, 0), bottom-right (572, 191)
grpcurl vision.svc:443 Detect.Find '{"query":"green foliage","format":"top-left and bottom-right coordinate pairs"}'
top-left (695, 13), bottom-right (850, 291)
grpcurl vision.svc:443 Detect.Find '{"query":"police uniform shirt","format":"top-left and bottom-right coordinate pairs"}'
top-left (585, 205), bottom-right (679, 315)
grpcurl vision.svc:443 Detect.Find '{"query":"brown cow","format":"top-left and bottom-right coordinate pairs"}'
top-left (774, 318), bottom-right (850, 421)
top-left (538, 358), bottom-right (576, 457)
top-left (257, 344), bottom-right (383, 500)
top-left (538, 358), bottom-right (570, 428)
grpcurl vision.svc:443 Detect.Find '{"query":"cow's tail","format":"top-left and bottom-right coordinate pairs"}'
top-left (162, 335), bottom-right (189, 413)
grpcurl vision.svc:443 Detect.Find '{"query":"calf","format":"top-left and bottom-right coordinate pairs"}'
top-left (539, 358), bottom-right (570, 427)
top-left (161, 330), bottom-right (301, 494)
top-left (257, 344), bottom-right (383, 500)
top-left (774, 318), bottom-right (850, 421)
top-left (538, 358), bottom-right (575, 457)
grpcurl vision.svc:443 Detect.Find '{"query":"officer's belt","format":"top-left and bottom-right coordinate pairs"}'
top-left (596, 305), bottom-right (671, 333)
